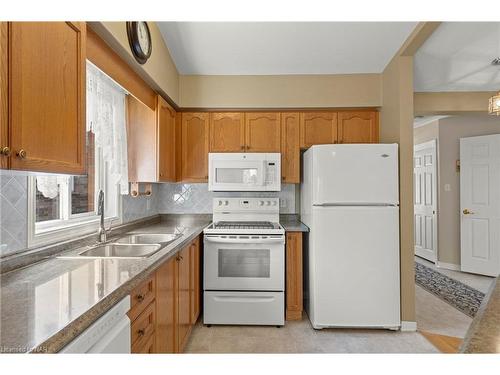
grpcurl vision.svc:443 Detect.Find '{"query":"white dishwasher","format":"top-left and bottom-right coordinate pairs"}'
top-left (60, 296), bottom-right (131, 353)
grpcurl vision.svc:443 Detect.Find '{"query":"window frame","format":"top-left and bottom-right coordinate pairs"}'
top-left (27, 143), bottom-right (123, 248)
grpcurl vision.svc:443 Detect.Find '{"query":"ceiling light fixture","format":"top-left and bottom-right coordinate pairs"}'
top-left (489, 92), bottom-right (500, 115)
top-left (489, 58), bottom-right (500, 115)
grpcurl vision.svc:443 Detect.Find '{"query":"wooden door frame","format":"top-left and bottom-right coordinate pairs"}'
top-left (414, 139), bottom-right (439, 263)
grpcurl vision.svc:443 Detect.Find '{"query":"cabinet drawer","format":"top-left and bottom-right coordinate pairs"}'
top-left (131, 300), bottom-right (156, 347)
top-left (129, 274), bottom-right (156, 321)
top-left (132, 329), bottom-right (156, 354)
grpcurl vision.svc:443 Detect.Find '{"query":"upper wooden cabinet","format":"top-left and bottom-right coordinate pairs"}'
top-left (7, 22), bottom-right (86, 174)
top-left (245, 112), bottom-right (281, 152)
top-left (0, 23), bottom-right (8, 170)
top-left (281, 112), bottom-right (300, 184)
top-left (127, 94), bottom-right (177, 183)
top-left (157, 95), bottom-right (176, 182)
top-left (300, 112), bottom-right (338, 149)
top-left (210, 112), bottom-right (245, 152)
top-left (181, 112), bottom-right (209, 182)
top-left (338, 111), bottom-right (379, 144)
top-left (127, 95), bottom-right (157, 182)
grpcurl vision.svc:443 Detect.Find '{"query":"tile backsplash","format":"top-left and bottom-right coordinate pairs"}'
top-left (0, 170), bottom-right (28, 256)
top-left (1, 171), bottom-right (298, 258)
top-left (156, 183), bottom-right (297, 214)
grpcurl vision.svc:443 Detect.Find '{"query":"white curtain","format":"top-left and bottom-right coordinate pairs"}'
top-left (86, 62), bottom-right (129, 195)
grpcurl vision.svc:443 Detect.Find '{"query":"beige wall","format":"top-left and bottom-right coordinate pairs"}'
top-left (414, 92), bottom-right (495, 116)
top-left (414, 120), bottom-right (439, 145)
top-left (435, 115), bottom-right (500, 266)
top-left (179, 74), bottom-right (381, 108)
top-left (89, 22), bottom-right (180, 105)
top-left (381, 55), bottom-right (415, 323)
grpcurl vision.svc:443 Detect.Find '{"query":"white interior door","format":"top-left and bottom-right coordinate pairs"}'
top-left (460, 134), bottom-right (500, 277)
top-left (414, 140), bottom-right (438, 262)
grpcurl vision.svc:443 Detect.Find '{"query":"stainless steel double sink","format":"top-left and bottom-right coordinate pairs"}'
top-left (76, 233), bottom-right (181, 259)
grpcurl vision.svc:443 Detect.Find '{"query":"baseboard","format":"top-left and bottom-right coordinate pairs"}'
top-left (436, 261), bottom-right (461, 271)
top-left (400, 321), bottom-right (417, 332)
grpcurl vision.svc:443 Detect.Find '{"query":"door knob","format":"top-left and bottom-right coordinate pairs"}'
top-left (16, 149), bottom-right (27, 159)
top-left (463, 209), bottom-right (474, 215)
top-left (0, 146), bottom-right (11, 157)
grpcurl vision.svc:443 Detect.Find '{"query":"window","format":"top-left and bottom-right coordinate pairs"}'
top-left (28, 62), bottom-right (128, 247)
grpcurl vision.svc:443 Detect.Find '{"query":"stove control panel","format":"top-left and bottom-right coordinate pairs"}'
top-left (213, 198), bottom-right (280, 213)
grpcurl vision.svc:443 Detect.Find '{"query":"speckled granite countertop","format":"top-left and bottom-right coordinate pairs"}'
top-left (0, 215), bottom-right (210, 353)
top-left (461, 276), bottom-right (500, 353)
top-left (280, 215), bottom-right (309, 232)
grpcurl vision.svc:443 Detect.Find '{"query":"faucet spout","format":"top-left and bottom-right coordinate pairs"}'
top-left (97, 190), bottom-right (106, 243)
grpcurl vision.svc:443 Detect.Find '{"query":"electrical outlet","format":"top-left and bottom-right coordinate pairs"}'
top-left (280, 199), bottom-right (287, 208)
top-left (146, 199), bottom-right (151, 211)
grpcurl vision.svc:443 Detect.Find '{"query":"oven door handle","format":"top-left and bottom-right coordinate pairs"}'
top-left (204, 237), bottom-right (285, 245)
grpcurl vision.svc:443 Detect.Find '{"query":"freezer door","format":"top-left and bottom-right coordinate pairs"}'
top-left (311, 144), bottom-right (399, 205)
top-left (307, 206), bottom-right (400, 328)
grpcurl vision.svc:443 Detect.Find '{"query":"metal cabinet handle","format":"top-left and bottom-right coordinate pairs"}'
top-left (1, 146), bottom-right (11, 157)
top-left (137, 329), bottom-right (145, 337)
top-left (136, 294), bottom-right (145, 302)
top-left (16, 149), bottom-right (27, 159)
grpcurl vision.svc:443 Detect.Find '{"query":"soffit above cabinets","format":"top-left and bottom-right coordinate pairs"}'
top-left (414, 22), bottom-right (500, 92)
top-left (157, 22), bottom-right (417, 75)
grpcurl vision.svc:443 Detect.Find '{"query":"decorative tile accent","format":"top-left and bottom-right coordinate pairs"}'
top-left (415, 261), bottom-right (485, 318)
top-left (0, 170), bottom-right (28, 256)
top-left (157, 183), bottom-right (297, 214)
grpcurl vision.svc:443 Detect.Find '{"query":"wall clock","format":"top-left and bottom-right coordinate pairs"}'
top-left (126, 22), bottom-right (152, 64)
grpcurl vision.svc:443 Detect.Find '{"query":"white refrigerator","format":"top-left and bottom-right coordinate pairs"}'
top-left (301, 144), bottom-right (401, 330)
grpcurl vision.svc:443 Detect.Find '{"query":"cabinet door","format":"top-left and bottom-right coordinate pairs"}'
top-left (155, 257), bottom-right (176, 353)
top-left (281, 112), bottom-right (300, 184)
top-left (0, 23), bottom-right (8, 169)
top-left (286, 232), bottom-right (303, 321)
top-left (181, 112), bottom-right (209, 182)
top-left (127, 95), bottom-right (157, 182)
top-left (9, 22), bottom-right (86, 174)
top-left (176, 245), bottom-right (191, 352)
top-left (300, 112), bottom-right (338, 148)
top-left (245, 112), bottom-right (281, 152)
top-left (157, 95), bottom-right (176, 182)
top-left (338, 111), bottom-right (379, 144)
top-left (190, 238), bottom-right (201, 325)
top-left (210, 112), bottom-right (245, 152)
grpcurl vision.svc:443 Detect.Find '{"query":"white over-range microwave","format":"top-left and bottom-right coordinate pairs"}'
top-left (208, 153), bottom-right (281, 191)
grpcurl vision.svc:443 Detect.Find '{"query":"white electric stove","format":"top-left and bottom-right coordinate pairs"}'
top-left (203, 197), bottom-right (285, 326)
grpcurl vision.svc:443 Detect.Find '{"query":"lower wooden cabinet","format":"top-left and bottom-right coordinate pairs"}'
top-left (286, 232), bottom-right (303, 321)
top-left (155, 257), bottom-right (176, 353)
top-left (190, 237), bottom-right (201, 325)
top-left (133, 235), bottom-right (201, 354)
top-left (176, 244), bottom-right (192, 352)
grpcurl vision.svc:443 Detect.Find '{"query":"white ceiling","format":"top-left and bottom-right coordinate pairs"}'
top-left (414, 22), bottom-right (500, 92)
top-left (157, 22), bottom-right (417, 75)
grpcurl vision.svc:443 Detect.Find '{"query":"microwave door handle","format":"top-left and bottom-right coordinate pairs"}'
top-left (205, 237), bottom-right (285, 244)
top-left (257, 160), bottom-right (265, 186)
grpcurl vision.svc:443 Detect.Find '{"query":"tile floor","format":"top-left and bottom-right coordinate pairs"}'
top-left (185, 318), bottom-right (439, 353)
top-left (185, 259), bottom-right (490, 353)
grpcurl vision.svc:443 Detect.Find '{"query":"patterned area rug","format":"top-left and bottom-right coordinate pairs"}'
top-left (415, 262), bottom-right (485, 318)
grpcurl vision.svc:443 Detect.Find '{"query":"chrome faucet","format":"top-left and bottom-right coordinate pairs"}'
top-left (97, 190), bottom-right (107, 243)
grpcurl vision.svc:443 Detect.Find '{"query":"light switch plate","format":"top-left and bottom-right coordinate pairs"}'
top-left (444, 184), bottom-right (451, 192)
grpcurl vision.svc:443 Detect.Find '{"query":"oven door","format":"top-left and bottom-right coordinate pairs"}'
top-left (204, 235), bottom-right (285, 291)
